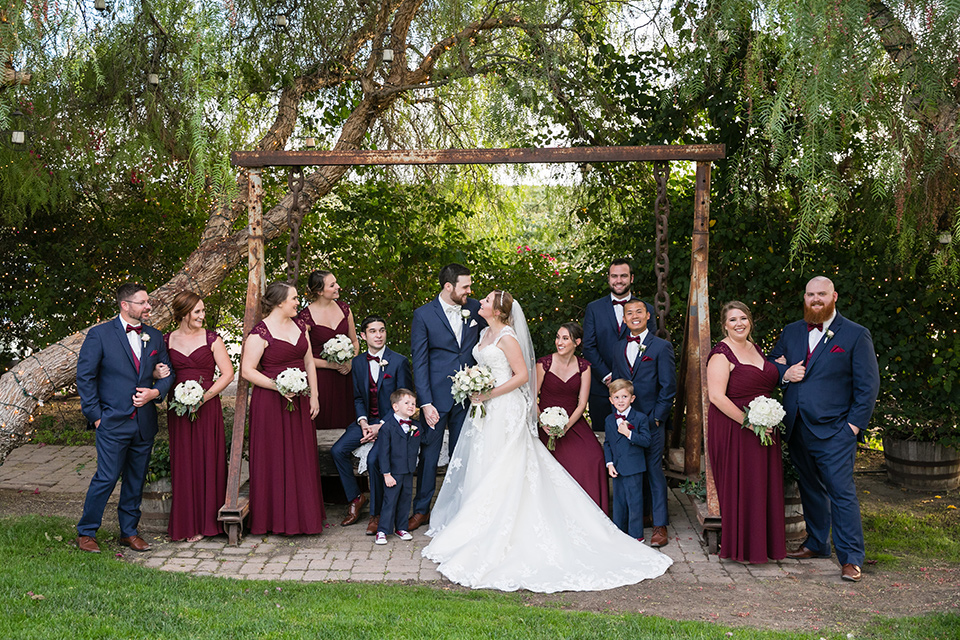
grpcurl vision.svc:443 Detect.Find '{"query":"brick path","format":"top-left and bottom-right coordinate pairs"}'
top-left (1, 443), bottom-right (838, 586)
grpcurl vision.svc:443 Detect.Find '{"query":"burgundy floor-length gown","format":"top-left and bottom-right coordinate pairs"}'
top-left (248, 319), bottom-right (326, 535)
top-left (707, 341), bottom-right (786, 563)
top-left (298, 300), bottom-right (356, 430)
top-left (165, 329), bottom-right (226, 540)
top-left (537, 355), bottom-right (609, 513)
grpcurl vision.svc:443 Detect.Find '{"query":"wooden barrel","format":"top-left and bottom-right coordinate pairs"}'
top-left (783, 482), bottom-right (806, 545)
top-left (883, 437), bottom-right (960, 491)
top-left (140, 478), bottom-right (172, 533)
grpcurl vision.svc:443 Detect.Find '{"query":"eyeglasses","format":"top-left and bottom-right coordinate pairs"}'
top-left (123, 300), bottom-right (150, 306)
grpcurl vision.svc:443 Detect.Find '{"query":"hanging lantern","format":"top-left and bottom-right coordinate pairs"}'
top-left (147, 73), bottom-right (159, 86)
top-left (275, 14), bottom-right (288, 27)
top-left (304, 137), bottom-right (316, 149)
top-left (95, 0), bottom-right (106, 11)
top-left (382, 29), bottom-right (393, 63)
top-left (10, 109), bottom-right (25, 145)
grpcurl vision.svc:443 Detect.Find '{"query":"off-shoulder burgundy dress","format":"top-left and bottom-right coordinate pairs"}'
top-left (248, 319), bottom-right (326, 535)
top-left (707, 341), bottom-right (786, 563)
top-left (537, 355), bottom-right (609, 513)
top-left (165, 329), bottom-right (226, 540)
top-left (298, 300), bottom-right (356, 430)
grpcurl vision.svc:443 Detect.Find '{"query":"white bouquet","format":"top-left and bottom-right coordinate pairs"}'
top-left (450, 364), bottom-right (495, 419)
top-left (742, 396), bottom-right (786, 446)
top-left (275, 367), bottom-right (309, 411)
top-left (539, 406), bottom-right (569, 451)
top-left (321, 334), bottom-right (355, 364)
top-left (169, 380), bottom-right (205, 421)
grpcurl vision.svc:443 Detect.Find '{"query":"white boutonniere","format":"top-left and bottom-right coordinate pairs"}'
top-left (140, 333), bottom-right (150, 344)
top-left (638, 343), bottom-right (647, 355)
top-left (461, 309), bottom-right (471, 322)
top-left (824, 330), bottom-right (835, 342)
top-left (380, 359), bottom-right (389, 367)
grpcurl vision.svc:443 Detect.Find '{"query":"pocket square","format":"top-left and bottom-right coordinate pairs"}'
top-left (469, 319), bottom-right (478, 328)
top-left (149, 350), bottom-right (158, 357)
top-left (384, 373), bottom-right (393, 379)
top-left (830, 345), bottom-right (845, 353)
top-left (641, 355), bottom-right (653, 362)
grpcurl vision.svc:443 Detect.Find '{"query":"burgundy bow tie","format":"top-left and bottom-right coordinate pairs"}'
top-left (125, 324), bottom-right (142, 334)
top-left (366, 354), bottom-right (380, 362)
top-left (615, 413), bottom-right (628, 420)
top-left (399, 419), bottom-right (412, 426)
top-left (807, 323), bottom-right (823, 332)
top-left (612, 299), bottom-right (628, 307)
top-left (627, 335), bottom-right (643, 343)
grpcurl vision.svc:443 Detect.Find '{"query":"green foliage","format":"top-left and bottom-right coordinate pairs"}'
top-left (145, 438), bottom-right (171, 484)
top-left (863, 507), bottom-right (960, 566)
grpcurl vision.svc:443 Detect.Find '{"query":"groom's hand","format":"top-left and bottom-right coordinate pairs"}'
top-left (422, 404), bottom-right (439, 428)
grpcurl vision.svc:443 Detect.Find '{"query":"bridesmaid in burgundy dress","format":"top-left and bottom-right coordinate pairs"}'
top-left (535, 322), bottom-right (609, 513)
top-left (297, 270), bottom-right (359, 430)
top-left (706, 301), bottom-right (786, 564)
top-left (242, 282), bottom-right (326, 535)
top-left (163, 292), bottom-right (234, 542)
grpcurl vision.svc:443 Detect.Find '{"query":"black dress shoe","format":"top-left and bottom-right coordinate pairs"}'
top-left (785, 544), bottom-right (829, 559)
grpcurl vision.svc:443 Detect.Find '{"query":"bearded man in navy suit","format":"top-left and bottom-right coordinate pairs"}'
top-left (582, 259), bottom-right (656, 431)
top-left (75, 283), bottom-right (173, 553)
top-left (408, 263), bottom-right (486, 530)
top-left (769, 276), bottom-right (879, 583)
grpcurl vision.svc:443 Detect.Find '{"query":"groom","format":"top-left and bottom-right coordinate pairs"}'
top-left (408, 263), bottom-right (486, 531)
top-left (769, 276), bottom-right (879, 582)
top-left (75, 283), bottom-right (173, 553)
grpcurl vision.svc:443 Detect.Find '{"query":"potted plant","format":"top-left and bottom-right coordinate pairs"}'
top-left (141, 438), bottom-right (172, 533)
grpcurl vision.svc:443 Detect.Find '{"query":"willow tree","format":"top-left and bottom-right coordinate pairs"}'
top-left (0, 0), bottom-right (615, 460)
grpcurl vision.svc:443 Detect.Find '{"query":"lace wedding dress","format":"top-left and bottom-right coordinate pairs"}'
top-left (422, 320), bottom-right (673, 593)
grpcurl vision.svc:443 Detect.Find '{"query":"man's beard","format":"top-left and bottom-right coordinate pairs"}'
top-left (804, 298), bottom-right (836, 324)
top-left (451, 291), bottom-right (469, 306)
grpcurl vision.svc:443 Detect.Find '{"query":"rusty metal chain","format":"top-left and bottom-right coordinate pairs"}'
top-left (653, 161), bottom-right (671, 340)
top-left (286, 166), bottom-right (304, 286)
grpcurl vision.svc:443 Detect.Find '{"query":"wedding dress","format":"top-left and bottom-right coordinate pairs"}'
top-left (422, 303), bottom-right (673, 593)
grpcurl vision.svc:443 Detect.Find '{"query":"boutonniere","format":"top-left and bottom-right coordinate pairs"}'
top-left (638, 344), bottom-right (647, 355)
top-left (380, 359), bottom-right (389, 367)
top-left (140, 333), bottom-right (150, 344)
top-left (461, 309), bottom-right (471, 322)
top-left (825, 330), bottom-right (835, 342)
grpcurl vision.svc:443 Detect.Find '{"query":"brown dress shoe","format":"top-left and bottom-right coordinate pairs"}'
top-left (841, 564), bottom-right (862, 582)
top-left (119, 535), bottom-right (151, 552)
top-left (650, 526), bottom-right (669, 548)
top-left (407, 512), bottom-right (429, 532)
top-left (365, 515), bottom-right (380, 535)
top-left (341, 494), bottom-right (368, 526)
top-left (785, 544), bottom-right (829, 559)
top-left (76, 535), bottom-right (100, 553)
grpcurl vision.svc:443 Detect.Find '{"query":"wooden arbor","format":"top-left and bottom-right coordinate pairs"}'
top-left (220, 145), bottom-right (725, 545)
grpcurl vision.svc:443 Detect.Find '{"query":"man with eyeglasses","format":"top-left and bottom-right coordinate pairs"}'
top-left (75, 282), bottom-right (173, 553)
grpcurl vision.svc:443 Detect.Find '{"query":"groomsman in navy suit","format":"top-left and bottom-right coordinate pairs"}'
top-left (408, 263), bottom-right (486, 530)
top-left (770, 276), bottom-right (879, 583)
top-left (330, 315), bottom-right (412, 533)
top-left (582, 259), bottom-right (656, 431)
top-left (75, 283), bottom-right (173, 553)
top-left (611, 299), bottom-right (676, 548)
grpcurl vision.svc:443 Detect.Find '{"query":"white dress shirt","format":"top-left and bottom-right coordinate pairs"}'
top-left (439, 295), bottom-right (463, 345)
top-left (626, 329), bottom-right (648, 368)
top-left (611, 293), bottom-right (630, 328)
top-left (121, 315), bottom-right (143, 359)
top-left (808, 311), bottom-right (837, 353)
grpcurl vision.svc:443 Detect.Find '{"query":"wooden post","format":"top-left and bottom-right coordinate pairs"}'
top-left (218, 169), bottom-right (264, 545)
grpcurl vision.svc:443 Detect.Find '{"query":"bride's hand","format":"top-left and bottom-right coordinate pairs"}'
top-left (470, 391), bottom-right (491, 404)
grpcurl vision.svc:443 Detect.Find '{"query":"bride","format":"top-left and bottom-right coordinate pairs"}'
top-left (422, 290), bottom-right (672, 593)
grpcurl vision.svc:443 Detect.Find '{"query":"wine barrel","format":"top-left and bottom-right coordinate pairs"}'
top-left (783, 482), bottom-right (806, 545)
top-left (882, 437), bottom-right (960, 491)
top-left (140, 477), bottom-right (172, 533)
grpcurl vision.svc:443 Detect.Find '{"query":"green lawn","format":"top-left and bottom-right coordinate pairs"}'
top-left (1, 516), bottom-right (956, 639)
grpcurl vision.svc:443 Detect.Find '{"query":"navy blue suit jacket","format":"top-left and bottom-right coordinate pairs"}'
top-left (611, 332), bottom-right (676, 425)
top-left (769, 312), bottom-right (880, 441)
top-left (582, 295), bottom-right (656, 396)
top-left (410, 297), bottom-right (485, 412)
top-left (378, 415), bottom-right (422, 476)
top-left (603, 407), bottom-right (651, 476)
top-left (351, 347), bottom-right (412, 422)
top-left (76, 317), bottom-right (174, 439)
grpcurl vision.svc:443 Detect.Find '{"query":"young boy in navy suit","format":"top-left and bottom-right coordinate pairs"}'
top-left (330, 316), bottom-right (412, 533)
top-left (604, 379), bottom-right (651, 541)
top-left (376, 388), bottom-right (422, 545)
top-left (611, 299), bottom-right (676, 548)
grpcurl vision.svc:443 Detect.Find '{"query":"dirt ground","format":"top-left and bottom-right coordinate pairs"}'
top-left (6, 398), bottom-right (960, 633)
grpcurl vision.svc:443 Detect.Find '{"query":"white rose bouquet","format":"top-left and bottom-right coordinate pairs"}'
top-left (742, 396), bottom-right (786, 446)
top-left (450, 364), bottom-right (495, 419)
top-left (539, 406), bottom-right (569, 451)
top-left (169, 380), bottom-right (205, 421)
top-left (275, 367), bottom-right (309, 411)
top-left (321, 334), bottom-right (355, 365)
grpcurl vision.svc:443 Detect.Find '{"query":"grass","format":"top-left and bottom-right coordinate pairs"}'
top-left (863, 506), bottom-right (960, 566)
top-left (1, 516), bottom-right (957, 640)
